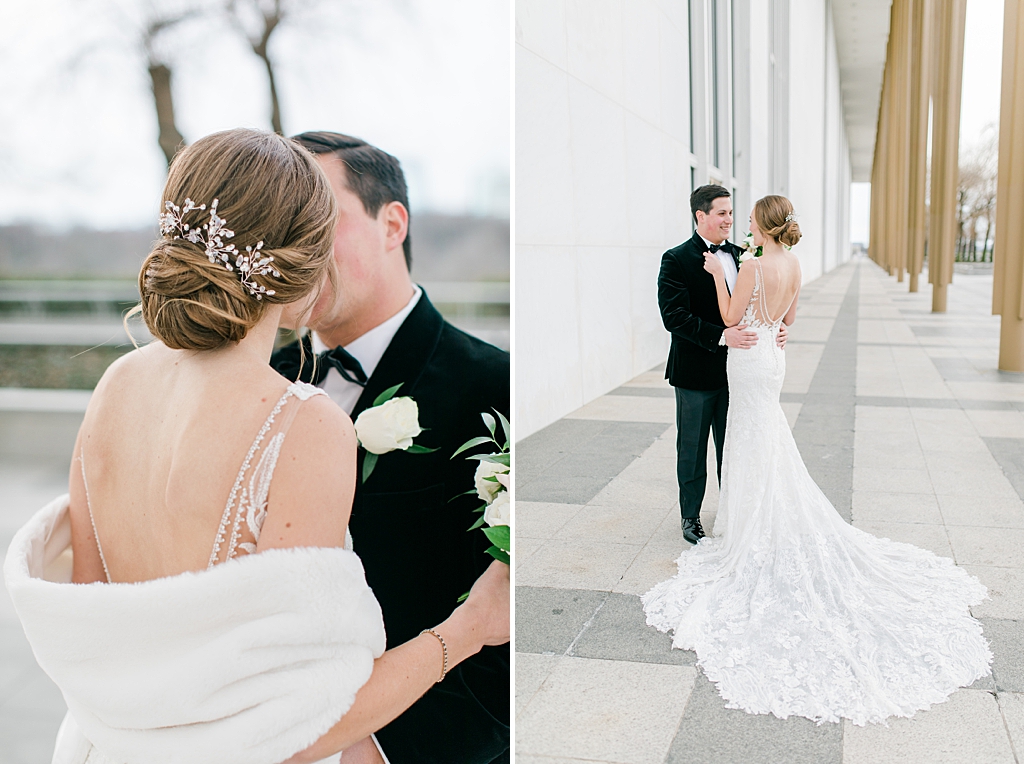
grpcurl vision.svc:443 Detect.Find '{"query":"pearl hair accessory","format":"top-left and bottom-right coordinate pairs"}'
top-left (785, 212), bottom-right (797, 223)
top-left (159, 198), bottom-right (280, 300)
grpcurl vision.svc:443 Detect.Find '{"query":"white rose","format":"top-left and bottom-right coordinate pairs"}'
top-left (354, 396), bottom-right (423, 454)
top-left (475, 459), bottom-right (509, 504)
top-left (738, 251), bottom-right (753, 262)
top-left (483, 490), bottom-right (511, 527)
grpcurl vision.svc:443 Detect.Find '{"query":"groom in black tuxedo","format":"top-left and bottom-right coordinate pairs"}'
top-left (659, 185), bottom-right (786, 545)
top-left (271, 132), bottom-right (510, 763)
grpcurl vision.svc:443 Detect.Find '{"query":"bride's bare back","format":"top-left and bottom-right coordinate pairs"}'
top-left (744, 252), bottom-right (801, 325)
top-left (711, 249), bottom-right (801, 330)
top-left (69, 339), bottom-right (355, 584)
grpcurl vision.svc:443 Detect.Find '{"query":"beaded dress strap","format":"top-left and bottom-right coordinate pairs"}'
top-left (208, 383), bottom-right (327, 568)
top-left (78, 450), bottom-right (112, 583)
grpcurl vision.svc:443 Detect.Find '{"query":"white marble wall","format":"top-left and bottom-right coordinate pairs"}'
top-left (516, 0), bottom-right (855, 439)
top-left (516, 0), bottom-right (693, 438)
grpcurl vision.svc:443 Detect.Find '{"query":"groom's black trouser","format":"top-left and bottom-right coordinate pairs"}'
top-left (674, 385), bottom-right (728, 520)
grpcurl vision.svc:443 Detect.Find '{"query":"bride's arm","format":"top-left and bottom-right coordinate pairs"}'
top-left (703, 256), bottom-right (756, 327)
top-left (783, 285), bottom-right (800, 326)
top-left (284, 562), bottom-right (509, 763)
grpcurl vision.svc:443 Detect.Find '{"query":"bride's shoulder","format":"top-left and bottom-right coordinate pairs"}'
top-left (279, 391), bottom-right (355, 461)
top-left (88, 342), bottom-right (171, 404)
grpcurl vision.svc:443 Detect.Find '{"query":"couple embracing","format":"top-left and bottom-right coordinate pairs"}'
top-left (644, 184), bottom-right (993, 725)
top-left (5, 129), bottom-right (510, 763)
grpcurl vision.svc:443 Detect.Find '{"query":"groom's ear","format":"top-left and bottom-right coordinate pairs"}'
top-left (382, 201), bottom-right (409, 259)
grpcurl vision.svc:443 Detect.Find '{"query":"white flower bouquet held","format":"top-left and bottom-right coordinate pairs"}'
top-left (453, 410), bottom-right (511, 600)
top-left (353, 384), bottom-right (437, 483)
top-left (739, 232), bottom-right (762, 262)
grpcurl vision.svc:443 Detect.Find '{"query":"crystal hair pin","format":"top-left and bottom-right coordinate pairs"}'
top-left (159, 198), bottom-right (280, 300)
top-left (785, 212), bottom-right (797, 223)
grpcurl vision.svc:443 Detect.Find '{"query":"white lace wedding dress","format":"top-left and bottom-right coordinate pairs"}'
top-left (642, 262), bottom-right (992, 725)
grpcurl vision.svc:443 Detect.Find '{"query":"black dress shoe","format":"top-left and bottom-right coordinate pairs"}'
top-left (681, 518), bottom-right (706, 545)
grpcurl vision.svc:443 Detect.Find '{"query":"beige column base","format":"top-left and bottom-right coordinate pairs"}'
top-left (999, 314), bottom-right (1024, 371)
top-left (909, 271), bottom-right (919, 292)
top-left (932, 283), bottom-right (948, 313)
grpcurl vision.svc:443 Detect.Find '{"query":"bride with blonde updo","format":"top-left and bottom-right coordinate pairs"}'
top-left (645, 193), bottom-right (991, 728)
top-left (5, 128), bottom-right (509, 764)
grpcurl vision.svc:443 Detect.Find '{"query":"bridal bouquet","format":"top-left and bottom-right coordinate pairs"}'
top-left (353, 384), bottom-right (437, 482)
top-left (739, 232), bottom-right (762, 262)
top-left (454, 411), bottom-right (511, 600)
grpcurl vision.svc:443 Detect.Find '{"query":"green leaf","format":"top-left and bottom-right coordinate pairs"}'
top-left (452, 436), bottom-right (494, 459)
top-left (485, 546), bottom-right (510, 565)
top-left (372, 384), bottom-right (403, 407)
top-left (465, 453), bottom-right (510, 466)
top-left (447, 488), bottom-right (479, 503)
top-left (483, 524), bottom-right (510, 549)
top-left (481, 411), bottom-right (497, 437)
top-left (361, 452), bottom-right (378, 484)
top-left (406, 444), bottom-right (440, 454)
top-left (468, 515), bottom-right (487, 530)
top-left (457, 591), bottom-right (469, 603)
top-left (495, 409), bottom-right (511, 450)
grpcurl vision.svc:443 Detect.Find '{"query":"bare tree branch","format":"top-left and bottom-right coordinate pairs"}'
top-left (228, 0), bottom-right (287, 134)
top-left (141, 9), bottom-right (202, 166)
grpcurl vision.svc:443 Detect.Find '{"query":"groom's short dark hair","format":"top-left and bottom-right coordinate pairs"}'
top-left (291, 131), bottom-right (412, 270)
top-left (690, 185), bottom-right (731, 225)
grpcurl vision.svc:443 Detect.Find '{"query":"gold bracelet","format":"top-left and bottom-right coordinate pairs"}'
top-left (420, 628), bottom-right (448, 683)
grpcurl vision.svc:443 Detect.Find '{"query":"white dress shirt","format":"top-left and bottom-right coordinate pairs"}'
top-left (699, 233), bottom-right (738, 294)
top-left (312, 286), bottom-right (423, 415)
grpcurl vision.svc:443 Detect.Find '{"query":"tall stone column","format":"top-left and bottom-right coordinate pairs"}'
top-left (870, 65), bottom-right (889, 269)
top-left (907, 0), bottom-right (933, 292)
top-left (871, 13), bottom-right (896, 272)
top-left (876, 0), bottom-right (912, 281)
top-left (993, 0), bottom-right (1024, 369)
top-left (928, 0), bottom-right (968, 312)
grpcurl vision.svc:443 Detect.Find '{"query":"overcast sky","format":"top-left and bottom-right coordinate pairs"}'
top-left (850, 0), bottom-right (1003, 245)
top-left (0, 0), bottom-right (510, 230)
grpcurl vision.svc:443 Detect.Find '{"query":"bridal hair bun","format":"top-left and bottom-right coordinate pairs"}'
top-left (137, 128), bottom-right (337, 351)
top-left (754, 194), bottom-right (802, 248)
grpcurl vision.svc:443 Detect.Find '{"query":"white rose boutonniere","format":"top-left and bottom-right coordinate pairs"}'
top-left (453, 410), bottom-right (511, 600)
top-left (353, 384), bottom-right (437, 482)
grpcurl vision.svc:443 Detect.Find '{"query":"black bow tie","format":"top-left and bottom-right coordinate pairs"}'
top-left (708, 243), bottom-right (723, 253)
top-left (271, 334), bottom-right (367, 387)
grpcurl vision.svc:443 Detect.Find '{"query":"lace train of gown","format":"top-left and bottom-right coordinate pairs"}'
top-left (642, 263), bottom-right (992, 726)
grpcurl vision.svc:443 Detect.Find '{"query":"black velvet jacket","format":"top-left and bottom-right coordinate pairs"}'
top-left (658, 231), bottom-right (741, 391)
top-left (271, 292), bottom-right (511, 763)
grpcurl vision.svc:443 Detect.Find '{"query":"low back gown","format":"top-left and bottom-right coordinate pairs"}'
top-left (642, 260), bottom-right (992, 725)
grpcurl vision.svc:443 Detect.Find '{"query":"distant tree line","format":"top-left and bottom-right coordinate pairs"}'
top-left (954, 125), bottom-right (998, 263)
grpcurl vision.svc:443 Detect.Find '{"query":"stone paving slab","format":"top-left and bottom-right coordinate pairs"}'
top-left (841, 689), bottom-right (1015, 764)
top-left (515, 260), bottom-right (1024, 763)
top-left (665, 673), bottom-right (843, 764)
top-left (515, 656), bottom-right (696, 764)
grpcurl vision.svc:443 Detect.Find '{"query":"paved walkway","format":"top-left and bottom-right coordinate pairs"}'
top-left (515, 258), bottom-right (1024, 764)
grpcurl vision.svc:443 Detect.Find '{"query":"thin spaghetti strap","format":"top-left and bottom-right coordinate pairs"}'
top-left (79, 451), bottom-right (112, 583)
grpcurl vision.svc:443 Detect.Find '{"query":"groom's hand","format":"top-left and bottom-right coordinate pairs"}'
top-left (777, 323), bottom-right (788, 349)
top-left (723, 326), bottom-right (758, 349)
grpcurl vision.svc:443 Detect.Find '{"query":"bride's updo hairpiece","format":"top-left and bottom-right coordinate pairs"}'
top-left (136, 129), bottom-right (337, 351)
top-left (158, 197), bottom-right (280, 300)
top-left (754, 195), bottom-right (802, 248)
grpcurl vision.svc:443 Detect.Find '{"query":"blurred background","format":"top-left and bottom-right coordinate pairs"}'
top-left (0, 0), bottom-right (509, 758)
